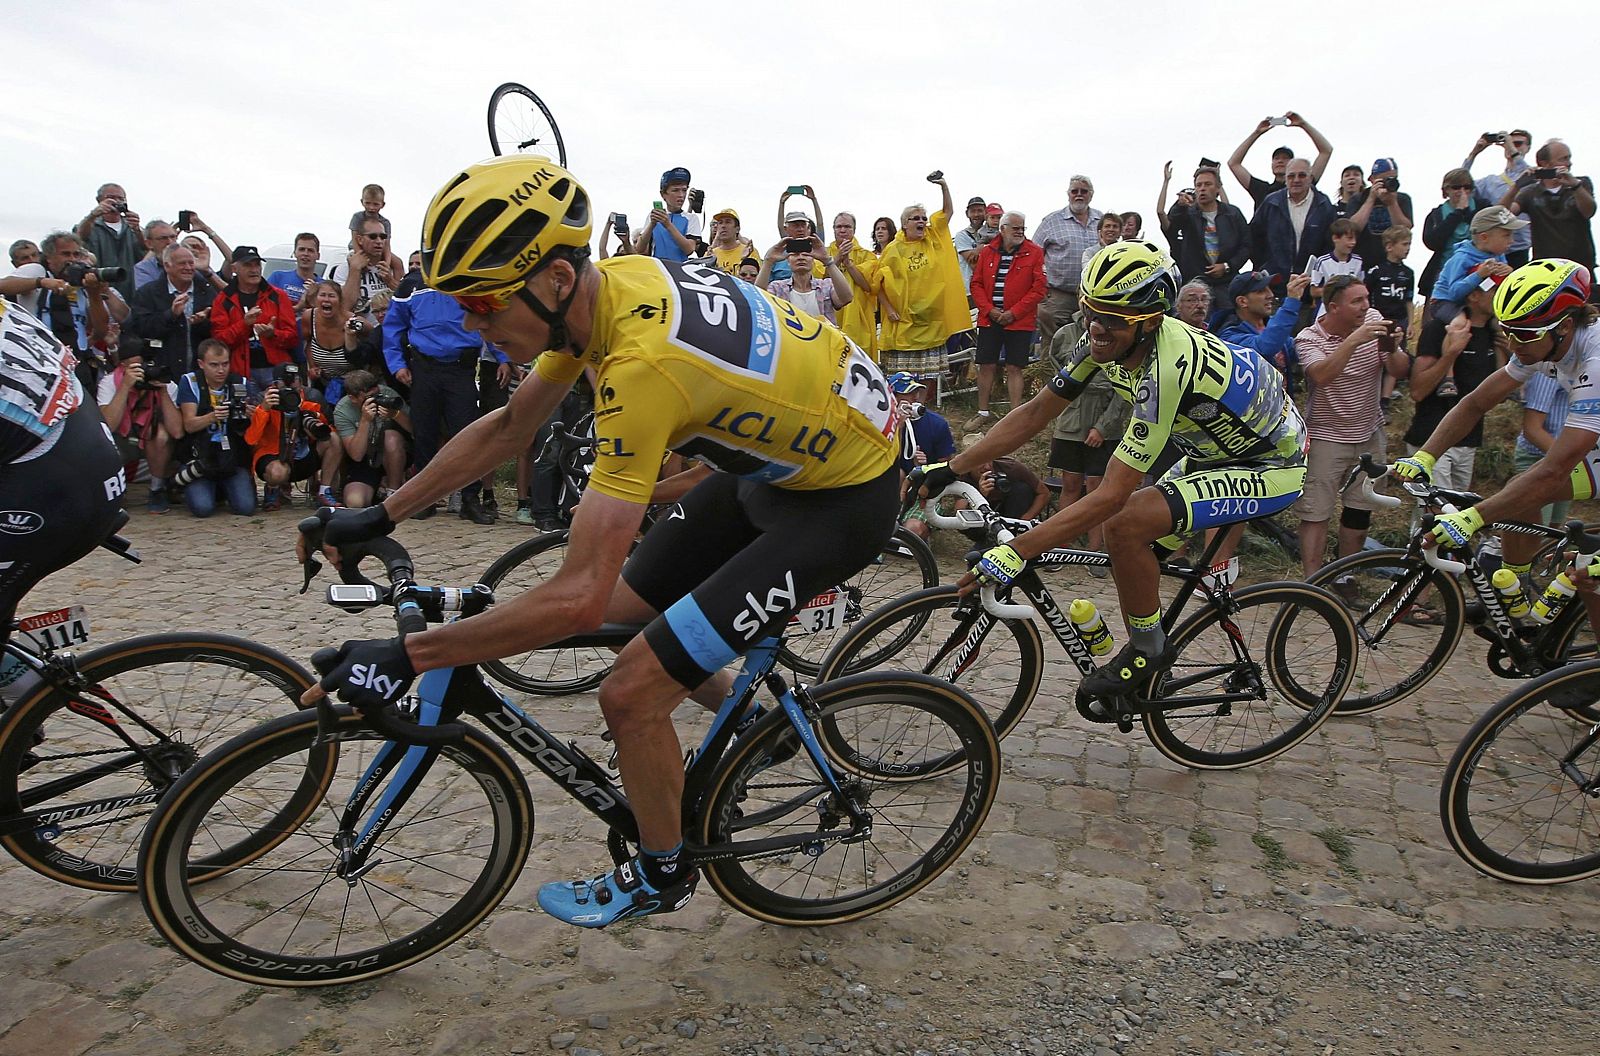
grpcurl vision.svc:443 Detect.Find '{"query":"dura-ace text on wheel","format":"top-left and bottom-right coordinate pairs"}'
top-left (696, 673), bottom-right (999, 924)
top-left (138, 706), bottom-right (533, 987)
top-left (0, 633), bottom-right (313, 891)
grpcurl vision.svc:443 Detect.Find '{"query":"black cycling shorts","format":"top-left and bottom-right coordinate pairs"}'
top-left (625, 466), bottom-right (901, 690)
top-left (0, 404), bottom-right (125, 633)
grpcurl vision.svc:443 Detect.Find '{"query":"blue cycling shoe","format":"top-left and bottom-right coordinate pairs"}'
top-left (537, 857), bottom-right (698, 928)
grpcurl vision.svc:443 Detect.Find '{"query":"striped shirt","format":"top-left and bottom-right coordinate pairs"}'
top-left (990, 251), bottom-right (1015, 313)
top-left (1515, 367), bottom-right (1571, 459)
top-left (1034, 206), bottom-right (1104, 291)
top-left (1297, 308), bottom-right (1388, 443)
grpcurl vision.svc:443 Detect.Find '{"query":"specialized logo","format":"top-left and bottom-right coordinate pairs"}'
top-left (0, 511), bottom-right (43, 535)
top-left (732, 571), bottom-right (799, 640)
top-left (348, 662), bottom-right (402, 700)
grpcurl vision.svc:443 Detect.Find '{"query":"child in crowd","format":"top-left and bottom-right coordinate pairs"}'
top-left (1430, 206), bottom-right (1524, 323)
top-left (349, 184), bottom-right (391, 237)
top-left (1366, 225), bottom-right (1416, 408)
top-left (1309, 218), bottom-right (1364, 318)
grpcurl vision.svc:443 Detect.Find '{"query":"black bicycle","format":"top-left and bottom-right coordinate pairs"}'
top-left (478, 421), bottom-right (939, 693)
top-left (818, 482), bottom-right (1358, 769)
top-left (137, 515), bottom-right (999, 987)
top-left (0, 517), bottom-right (314, 891)
top-left (487, 82), bottom-right (566, 163)
top-left (1308, 457), bottom-right (1597, 715)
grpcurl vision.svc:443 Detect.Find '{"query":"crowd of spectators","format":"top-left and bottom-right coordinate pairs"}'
top-left (3, 115), bottom-right (1594, 577)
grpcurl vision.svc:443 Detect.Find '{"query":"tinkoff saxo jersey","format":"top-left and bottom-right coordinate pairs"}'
top-left (535, 256), bottom-right (900, 504)
top-left (1048, 317), bottom-right (1304, 472)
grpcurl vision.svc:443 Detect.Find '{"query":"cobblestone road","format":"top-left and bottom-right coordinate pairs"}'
top-left (3, 503), bottom-right (1598, 1056)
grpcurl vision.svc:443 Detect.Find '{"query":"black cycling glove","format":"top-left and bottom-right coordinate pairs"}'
top-left (323, 503), bottom-right (396, 548)
top-left (909, 461), bottom-right (960, 499)
top-left (318, 636), bottom-right (416, 712)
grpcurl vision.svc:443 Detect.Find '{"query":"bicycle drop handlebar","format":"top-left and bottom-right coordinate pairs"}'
top-left (1345, 455), bottom-right (1467, 574)
top-left (297, 510), bottom-right (471, 747)
top-left (918, 480), bottom-right (1038, 621)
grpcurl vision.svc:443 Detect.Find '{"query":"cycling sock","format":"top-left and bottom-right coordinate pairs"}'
top-left (639, 843), bottom-right (685, 888)
top-left (1129, 610), bottom-right (1164, 653)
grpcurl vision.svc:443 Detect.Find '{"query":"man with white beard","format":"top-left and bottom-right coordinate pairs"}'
top-left (1033, 176), bottom-right (1103, 352)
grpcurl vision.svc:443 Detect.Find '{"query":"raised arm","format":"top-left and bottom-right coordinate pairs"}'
top-left (1286, 112), bottom-right (1334, 182)
top-left (1227, 119), bottom-right (1271, 193)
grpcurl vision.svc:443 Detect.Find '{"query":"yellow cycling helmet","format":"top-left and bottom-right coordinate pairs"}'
top-left (1493, 257), bottom-right (1592, 331)
top-left (420, 156), bottom-right (592, 296)
top-left (1081, 239), bottom-right (1181, 315)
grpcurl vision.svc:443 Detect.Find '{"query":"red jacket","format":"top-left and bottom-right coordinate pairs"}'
top-left (970, 237), bottom-right (1046, 331)
top-left (210, 281), bottom-right (299, 376)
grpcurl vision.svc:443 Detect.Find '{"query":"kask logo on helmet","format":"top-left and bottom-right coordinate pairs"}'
top-left (506, 167), bottom-right (559, 206)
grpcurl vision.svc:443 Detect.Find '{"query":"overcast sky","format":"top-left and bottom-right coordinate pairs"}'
top-left (5, 0), bottom-right (1596, 273)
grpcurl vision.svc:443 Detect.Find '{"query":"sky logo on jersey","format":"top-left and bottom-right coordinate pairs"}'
top-left (660, 260), bottom-right (781, 381)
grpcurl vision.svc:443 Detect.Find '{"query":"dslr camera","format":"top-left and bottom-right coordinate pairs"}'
top-left (1377, 176), bottom-right (1399, 191)
top-left (59, 263), bottom-right (126, 287)
top-left (373, 391), bottom-right (404, 413)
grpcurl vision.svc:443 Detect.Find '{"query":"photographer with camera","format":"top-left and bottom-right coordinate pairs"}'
top-left (1, 233), bottom-right (126, 385)
top-left (73, 182), bottom-right (144, 299)
top-left (173, 339), bottom-right (257, 518)
top-left (1502, 139), bottom-right (1596, 277)
top-left (96, 348), bottom-right (182, 513)
top-left (211, 247), bottom-right (299, 389)
top-left (332, 369), bottom-right (411, 510)
top-left (128, 243), bottom-right (216, 383)
top-left (1465, 129), bottom-right (1534, 266)
top-left (246, 363), bottom-right (337, 511)
top-left (1338, 158), bottom-right (1414, 268)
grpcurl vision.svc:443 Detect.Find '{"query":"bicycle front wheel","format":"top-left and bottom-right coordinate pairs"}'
top-left (815, 583), bottom-right (1044, 748)
top-left (1441, 660), bottom-right (1600, 884)
top-left (776, 527), bottom-right (941, 678)
top-left (480, 531), bottom-right (620, 694)
top-left (1307, 547), bottom-right (1464, 714)
top-left (0, 633), bottom-right (313, 892)
top-left (139, 706), bottom-right (532, 987)
top-left (486, 82), bottom-right (566, 163)
top-left (1143, 583), bottom-right (1355, 769)
top-left (697, 672), bottom-right (999, 926)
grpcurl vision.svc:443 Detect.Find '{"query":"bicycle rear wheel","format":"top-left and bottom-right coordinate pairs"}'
top-left (486, 82), bottom-right (566, 163)
top-left (1143, 583), bottom-right (1355, 769)
top-left (0, 633), bottom-right (313, 892)
top-left (815, 583), bottom-right (1043, 750)
top-left (1307, 547), bottom-right (1464, 714)
top-left (480, 532), bottom-right (621, 694)
top-left (697, 672), bottom-right (998, 925)
top-left (776, 527), bottom-right (940, 677)
top-left (139, 707), bottom-right (532, 987)
top-left (1440, 660), bottom-right (1600, 884)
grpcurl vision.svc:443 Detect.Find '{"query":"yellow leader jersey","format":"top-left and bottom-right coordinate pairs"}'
top-left (535, 256), bottom-right (901, 504)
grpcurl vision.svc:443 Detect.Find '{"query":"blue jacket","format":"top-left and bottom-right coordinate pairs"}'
top-left (1249, 188), bottom-right (1335, 284)
top-left (1432, 242), bottom-right (1501, 306)
top-left (381, 287), bottom-right (505, 375)
top-left (1218, 297), bottom-right (1301, 392)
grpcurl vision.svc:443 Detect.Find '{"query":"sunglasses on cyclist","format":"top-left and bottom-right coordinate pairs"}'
top-left (452, 287), bottom-right (519, 316)
top-left (1503, 318), bottom-right (1568, 344)
top-left (1081, 301), bottom-right (1163, 331)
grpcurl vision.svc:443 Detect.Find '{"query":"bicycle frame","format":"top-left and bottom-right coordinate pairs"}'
top-left (316, 633), bottom-right (866, 880)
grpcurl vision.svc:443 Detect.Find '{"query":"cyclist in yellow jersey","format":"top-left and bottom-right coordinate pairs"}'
top-left (304, 157), bottom-right (903, 928)
top-left (913, 241), bottom-right (1307, 699)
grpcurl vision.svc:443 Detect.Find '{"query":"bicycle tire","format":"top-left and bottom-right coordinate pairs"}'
top-left (815, 583), bottom-right (1043, 753)
top-left (1142, 582), bottom-right (1355, 769)
top-left (479, 531), bottom-right (619, 695)
top-left (776, 527), bottom-right (941, 677)
top-left (1440, 659), bottom-right (1600, 884)
top-left (0, 633), bottom-right (314, 892)
top-left (1306, 547), bottom-right (1465, 715)
top-left (696, 672), bottom-right (998, 925)
top-left (139, 706), bottom-right (532, 987)
top-left (486, 82), bottom-right (566, 164)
